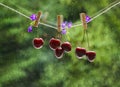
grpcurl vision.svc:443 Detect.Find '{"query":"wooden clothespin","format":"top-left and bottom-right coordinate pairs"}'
top-left (34, 11), bottom-right (42, 27)
top-left (80, 13), bottom-right (87, 30)
top-left (57, 15), bottom-right (63, 32)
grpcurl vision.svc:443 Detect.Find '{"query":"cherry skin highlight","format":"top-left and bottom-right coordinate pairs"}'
top-left (49, 38), bottom-right (61, 50)
top-left (32, 38), bottom-right (44, 49)
top-left (75, 47), bottom-right (86, 59)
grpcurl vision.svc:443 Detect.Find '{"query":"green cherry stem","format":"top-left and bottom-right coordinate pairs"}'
top-left (86, 30), bottom-right (90, 49)
top-left (82, 29), bottom-right (86, 44)
top-left (37, 27), bottom-right (40, 38)
top-left (66, 29), bottom-right (70, 41)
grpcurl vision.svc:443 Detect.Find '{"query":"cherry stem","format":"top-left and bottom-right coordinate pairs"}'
top-left (62, 32), bottom-right (67, 42)
top-left (86, 30), bottom-right (90, 49)
top-left (56, 32), bottom-right (62, 40)
top-left (64, 35), bottom-right (67, 42)
top-left (66, 29), bottom-right (70, 41)
top-left (37, 28), bottom-right (39, 37)
top-left (82, 29), bottom-right (86, 44)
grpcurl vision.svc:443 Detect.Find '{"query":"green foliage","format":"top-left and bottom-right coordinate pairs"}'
top-left (0, 0), bottom-right (120, 87)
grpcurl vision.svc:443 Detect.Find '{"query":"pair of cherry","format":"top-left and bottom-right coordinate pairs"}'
top-left (75, 47), bottom-right (96, 62)
top-left (49, 38), bottom-right (71, 59)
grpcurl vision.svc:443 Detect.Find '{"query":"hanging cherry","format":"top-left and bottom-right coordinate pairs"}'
top-left (49, 38), bottom-right (61, 50)
top-left (55, 47), bottom-right (64, 59)
top-left (86, 51), bottom-right (96, 62)
top-left (75, 47), bottom-right (86, 59)
top-left (61, 42), bottom-right (72, 52)
top-left (32, 38), bottom-right (44, 49)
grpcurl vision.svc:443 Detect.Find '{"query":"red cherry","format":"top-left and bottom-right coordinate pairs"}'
top-left (55, 47), bottom-right (64, 59)
top-left (61, 42), bottom-right (72, 52)
top-left (86, 51), bottom-right (96, 62)
top-left (75, 47), bottom-right (86, 59)
top-left (49, 38), bottom-right (61, 50)
top-left (32, 38), bottom-right (44, 49)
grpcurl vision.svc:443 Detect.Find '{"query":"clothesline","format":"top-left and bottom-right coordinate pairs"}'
top-left (0, 0), bottom-right (120, 30)
top-left (71, 0), bottom-right (120, 28)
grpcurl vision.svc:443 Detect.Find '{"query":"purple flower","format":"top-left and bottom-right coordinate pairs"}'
top-left (86, 15), bottom-right (91, 22)
top-left (61, 21), bottom-right (72, 35)
top-left (67, 22), bottom-right (72, 29)
top-left (28, 26), bottom-right (32, 32)
top-left (61, 21), bottom-right (67, 29)
top-left (30, 14), bottom-right (37, 21)
top-left (61, 29), bottom-right (67, 34)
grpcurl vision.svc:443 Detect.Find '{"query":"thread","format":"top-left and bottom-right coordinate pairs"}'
top-left (0, 1), bottom-right (120, 29)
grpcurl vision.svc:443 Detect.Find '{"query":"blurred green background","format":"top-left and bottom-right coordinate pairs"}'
top-left (0, 0), bottom-right (120, 87)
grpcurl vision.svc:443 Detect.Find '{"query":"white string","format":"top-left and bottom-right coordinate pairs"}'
top-left (0, 1), bottom-right (120, 29)
top-left (39, 22), bottom-right (57, 29)
top-left (44, 21), bottom-right (57, 26)
top-left (0, 2), bottom-right (58, 29)
top-left (89, 1), bottom-right (120, 22)
top-left (0, 3), bottom-right (30, 19)
top-left (72, 0), bottom-right (120, 28)
top-left (72, 0), bottom-right (120, 27)
top-left (90, 0), bottom-right (119, 18)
